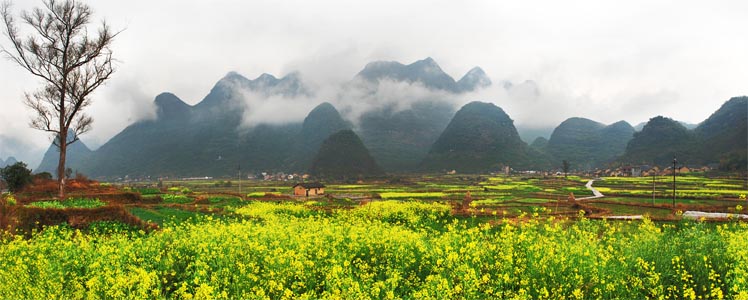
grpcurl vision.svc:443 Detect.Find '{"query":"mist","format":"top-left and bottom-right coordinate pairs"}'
top-left (1, 0), bottom-right (746, 163)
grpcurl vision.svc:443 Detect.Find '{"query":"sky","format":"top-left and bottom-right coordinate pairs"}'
top-left (1, 0), bottom-right (747, 167)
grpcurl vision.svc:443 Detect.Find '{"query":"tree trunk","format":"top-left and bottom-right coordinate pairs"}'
top-left (57, 131), bottom-right (67, 199)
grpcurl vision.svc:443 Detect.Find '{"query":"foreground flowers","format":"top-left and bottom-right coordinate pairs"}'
top-left (0, 201), bottom-right (746, 299)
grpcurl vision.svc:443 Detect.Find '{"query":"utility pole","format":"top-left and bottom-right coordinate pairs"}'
top-left (238, 164), bottom-right (242, 195)
top-left (672, 157), bottom-right (677, 208)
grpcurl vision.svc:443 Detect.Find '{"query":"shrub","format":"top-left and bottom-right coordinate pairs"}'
top-left (0, 162), bottom-right (33, 192)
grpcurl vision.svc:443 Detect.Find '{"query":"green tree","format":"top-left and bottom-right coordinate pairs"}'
top-left (1, 162), bottom-right (33, 192)
top-left (2, 0), bottom-right (118, 199)
top-left (562, 160), bottom-right (570, 179)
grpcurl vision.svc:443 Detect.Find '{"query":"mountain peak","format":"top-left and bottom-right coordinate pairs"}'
top-left (154, 92), bottom-right (182, 105)
top-left (356, 57), bottom-right (467, 92)
top-left (154, 92), bottom-right (191, 119)
top-left (256, 73), bottom-right (278, 82)
top-left (222, 71), bottom-right (248, 82)
top-left (412, 56), bottom-right (438, 67)
top-left (607, 120), bottom-right (634, 130)
top-left (457, 66), bottom-right (492, 92)
top-left (466, 66), bottom-right (486, 76)
top-left (303, 102), bottom-right (347, 129)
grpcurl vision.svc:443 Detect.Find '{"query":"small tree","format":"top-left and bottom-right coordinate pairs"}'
top-left (562, 160), bottom-right (570, 179)
top-left (1, 162), bottom-right (33, 192)
top-left (1, 0), bottom-right (118, 199)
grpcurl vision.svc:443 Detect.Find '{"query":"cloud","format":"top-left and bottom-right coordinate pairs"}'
top-left (1, 0), bottom-right (746, 162)
top-left (84, 77), bottom-right (157, 149)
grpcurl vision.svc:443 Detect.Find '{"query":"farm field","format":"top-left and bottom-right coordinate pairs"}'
top-left (1, 173), bottom-right (747, 299)
top-left (148, 174), bottom-right (747, 220)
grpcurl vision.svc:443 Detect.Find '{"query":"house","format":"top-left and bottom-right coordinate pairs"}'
top-left (293, 182), bottom-right (325, 197)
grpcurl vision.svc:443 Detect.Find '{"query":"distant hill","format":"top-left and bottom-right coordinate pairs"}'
top-left (309, 130), bottom-right (384, 179)
top-left (546, 118), bottom-right (635, 170)
top-left (694, 97), bottom-right (747, 170)
top-left (530, 137), bottom-right (549, 150)
top-left (356, 58), bottom-right (490, 172)
top-left (359, 101), bottom-right (455, 172)
top-left (42, 58), bottom-right (501, 177)
top-left (620, 97), bottom-right (747, 169)
top-left (82, 72), bottom-right (306, 178)
top-left (36, 131), bottom-right (93, 175)
top-left (516, 126), bottom-right (554, 144)
top-left (619, 116), bottom-right (699, 166)
top-left (420, 101), bottom-right (546, 172)
top-left (356, 57), bottom-right (490, 93)
top-left (290, 102), bottom-right (351, 171)
top-left (634, 120), bottom-right (698, 131)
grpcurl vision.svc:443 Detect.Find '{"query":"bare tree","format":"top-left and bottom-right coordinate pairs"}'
top-left (562, 160), bottom-right (570, 179)
top-left (1, 0), bottom-right (117, 198)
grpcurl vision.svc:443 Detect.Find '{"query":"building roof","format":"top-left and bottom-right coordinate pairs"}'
top-left (293, 182), bottom-right (325, 189)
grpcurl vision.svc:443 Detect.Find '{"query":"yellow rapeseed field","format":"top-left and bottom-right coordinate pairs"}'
top-left (0, 201), bottom-right (746, 299)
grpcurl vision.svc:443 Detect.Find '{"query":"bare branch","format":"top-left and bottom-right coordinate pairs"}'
top-left (2, 0), bottom-right (119, 198)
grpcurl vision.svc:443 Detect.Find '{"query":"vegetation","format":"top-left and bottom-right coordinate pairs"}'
top-left (1, 202), bottom-right (747, 299)
top-left (0, 161), bottom-right (32, 192)
top-left (26, 198), bottom-right (106, 209)
top-left (161, 194), bottom-right (192, 204)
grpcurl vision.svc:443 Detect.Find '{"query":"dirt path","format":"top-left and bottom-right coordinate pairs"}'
top-left (577, 179), bottom-right (604, 200)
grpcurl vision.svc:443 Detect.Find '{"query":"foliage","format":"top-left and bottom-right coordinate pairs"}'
top-left (33, 172), bottom-right (53, 181)
top-left (167, 187), bottom-right (192, 194)
top-left (246, 192), bottom-right (281, 198)
top-left (27, 198), bottom-right (106, 209)
top-left (347, 200), bottom-right (450, 226)
top-left (234, 202), bottom-right (318, 219)
top-left (161, 194), bottom-right (192, 204)
top-left (0, 202), bottom-right (747, 299)
top-left (128, 206), bottom-right (204, 226)
top-left (137, 188), bottom-right (161, 195)
top-left (0, 162), bottom-right (32, 192)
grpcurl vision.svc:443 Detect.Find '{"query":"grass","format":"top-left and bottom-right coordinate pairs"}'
top-left (379, 192), bottom-right (446, 200)
top-left (587, 202), bottom-right (673, 218)
top-left (161, 194), bottom-right (193, 204)
top-left (26, 198), bottom-right (106, 209)
top-left (128, 206), bottom-right (204, 225)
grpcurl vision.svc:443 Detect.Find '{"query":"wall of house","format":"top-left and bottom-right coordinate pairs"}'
top-left (308, 188), bottom-right (324, 196)
top-left (293, 186), bottom-right (306, 196)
